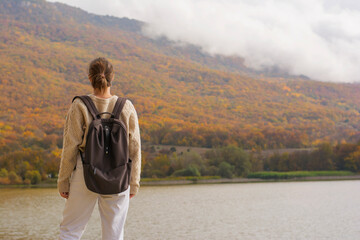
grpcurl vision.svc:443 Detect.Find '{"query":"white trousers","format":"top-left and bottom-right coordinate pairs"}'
top-left (59, 153), bottom-right (130, 240)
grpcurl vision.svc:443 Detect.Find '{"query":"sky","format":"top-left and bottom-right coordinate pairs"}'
top-left (47, 0), bottom-right (360, 83)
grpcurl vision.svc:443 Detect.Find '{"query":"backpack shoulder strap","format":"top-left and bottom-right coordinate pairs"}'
top-left (112, 97), bottom-right (127, 119)
top-left (72, 95), bottom-right (99, 119)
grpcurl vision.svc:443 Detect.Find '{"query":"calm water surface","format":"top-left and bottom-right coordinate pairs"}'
top-left (0, 180), bottom-right (359, 240)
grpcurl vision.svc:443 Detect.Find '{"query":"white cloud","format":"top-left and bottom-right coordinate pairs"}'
top-left (48, 0), bottom-right (360, 82)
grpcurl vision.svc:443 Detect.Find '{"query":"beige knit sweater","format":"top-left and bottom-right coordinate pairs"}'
top-left (57, 93), bottom-right (141, 195)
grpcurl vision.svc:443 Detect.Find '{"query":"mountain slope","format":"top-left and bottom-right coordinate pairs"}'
top-left (0, 0), bottom-right (359, 156)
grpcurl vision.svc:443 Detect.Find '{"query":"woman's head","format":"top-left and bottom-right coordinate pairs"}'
top-left (88, 57), bottom-right (114, 94)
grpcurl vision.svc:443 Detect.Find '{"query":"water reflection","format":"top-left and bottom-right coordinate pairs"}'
top-left (1, 180), bottom-right (359, 240)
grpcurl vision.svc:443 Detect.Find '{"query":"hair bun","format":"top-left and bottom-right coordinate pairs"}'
top-left (88, 57), bottom-right (114, 93)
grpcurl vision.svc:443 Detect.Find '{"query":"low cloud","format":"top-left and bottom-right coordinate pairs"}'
top-left (48, 0), bottom-right (360, 82)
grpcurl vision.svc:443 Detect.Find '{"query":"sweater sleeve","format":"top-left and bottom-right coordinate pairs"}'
top-left (128, 100), bottom-right (142, 195)
top-left (57, 99), bottom-right (85, 193)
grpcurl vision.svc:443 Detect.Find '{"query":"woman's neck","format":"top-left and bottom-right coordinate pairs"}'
top-left (93, 88), bottom-right (113, 98)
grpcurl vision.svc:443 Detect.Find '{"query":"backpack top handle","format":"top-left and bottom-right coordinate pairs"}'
top-left (96, 112), bottom-right (115, 118)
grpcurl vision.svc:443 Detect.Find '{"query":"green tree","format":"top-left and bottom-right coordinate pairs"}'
top-left (221, 145), bottom-right (251, 176)
top-left (16, 161), bottom-right (31, 179)
top-left (172, 164), bottom-right (201, 177)
top-left (333, 143), bottom-right (357, 170)
top-left (310, 143), bottom-right (334, 170)
top-left (277, 153), bottom-right (290, 171)
top-left (0, 168), bottom-right (8, 178)
top-left (169, 152), bottom-right (183, 172)
top-left (205, 144), bottom-right (251, 177)
top-left (8, 171), bottom-right (22, 184)
top-left (343, 147), bottom-right (360, 172)
top-left (25, 170), bottom-right (41, 184)
top-left (218, 162), bottom-right (234, 178)
top-left (180, 151), bottom-right (205, 173)
top-left (144, 154), bottom-right (171, 178)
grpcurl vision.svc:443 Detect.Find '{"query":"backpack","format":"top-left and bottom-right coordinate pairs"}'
top-left (72, 95), bottom-right (132, 194)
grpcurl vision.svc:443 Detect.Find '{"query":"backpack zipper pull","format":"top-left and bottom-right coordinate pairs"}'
top-left (105, 126), bottom-right (110, 154)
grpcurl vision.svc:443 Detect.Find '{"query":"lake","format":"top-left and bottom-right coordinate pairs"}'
top-left (1, 180), bottom-right (359, 240)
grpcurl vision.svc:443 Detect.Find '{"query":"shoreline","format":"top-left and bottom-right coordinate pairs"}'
top-left (140, 174), bottom-right (360, 185)
top-left (1, 175), bottom-right (360, 189)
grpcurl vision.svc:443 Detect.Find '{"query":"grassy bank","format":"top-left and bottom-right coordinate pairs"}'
top-left (0, 178), bottom-right (58, 189)
top-left (140, 171), bottom-right (360, 185)
top-left (141, 176), bottom-right (221, 182)
top-left (247, 171), bottom-right (355, 179)
top-left (1, 171), bottom-right (359, 188)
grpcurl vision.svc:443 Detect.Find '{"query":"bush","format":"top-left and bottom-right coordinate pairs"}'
top-left (218, 162), bottom-right (234, 178)
top-left (0, 168), bottom-right (8, 178)
top-left (149, 170), bottom-right (167, 178)
top-left (172, 164), bottom-right (201, 177)
top-left (0, 177), bottom-right (10, 185)
top-left (25, 170), bottom-right (41, 184)
top-left (142, 153), bottom-right (170, 178)
top-left (187, 165), bottom-right (201, 177)
top-left (23, 179), bottom-right (31, 185)
top-left (247, 171), bottom-right (355, 179)
top-left (171, 169), bottom-right (188, 177)
top-left (8, 171), bottom-right (23, 184)
top-left (203, 165), bottom-right (219, 176)
top-left (205, 145), bottom-right (251, 177)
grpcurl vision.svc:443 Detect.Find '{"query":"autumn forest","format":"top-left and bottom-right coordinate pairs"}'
top-left (0, 0), bottom-right (360, 184)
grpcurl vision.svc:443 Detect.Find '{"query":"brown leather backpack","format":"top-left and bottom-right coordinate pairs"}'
top-left (72, 95), bottom-right (132, 194)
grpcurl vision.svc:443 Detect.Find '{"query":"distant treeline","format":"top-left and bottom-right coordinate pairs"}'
top-left (0, 146), bottom-right (58, 185)
top-left (141, 142), bottom-right (360, 178)
top-left (0, 141), bottom-right (359, 185)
